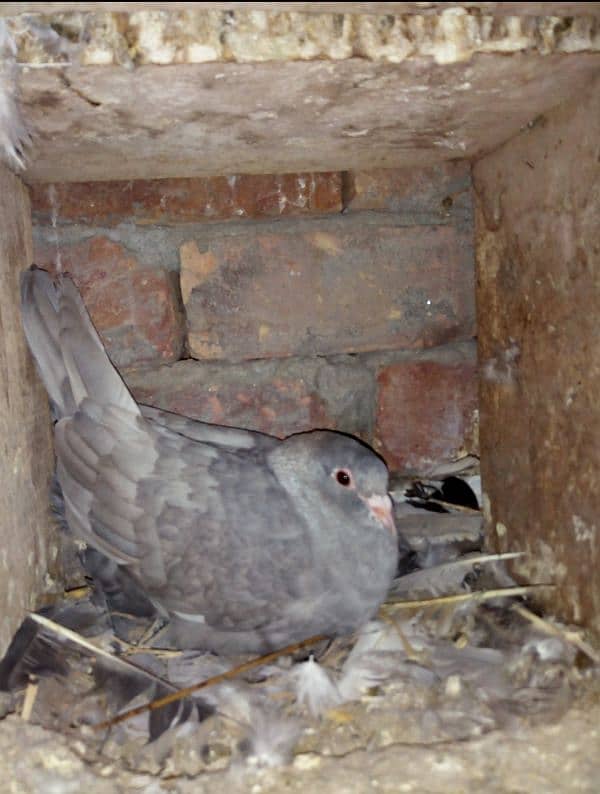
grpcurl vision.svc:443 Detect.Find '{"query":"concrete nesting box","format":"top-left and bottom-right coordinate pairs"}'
top-left (1, 0), bottom-right (599, 674)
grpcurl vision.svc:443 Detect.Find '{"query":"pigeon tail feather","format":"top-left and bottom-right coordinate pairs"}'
top-left (20, 267), bottom-right (139, 419)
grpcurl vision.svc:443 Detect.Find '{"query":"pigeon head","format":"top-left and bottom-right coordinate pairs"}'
top-left (272, 431), bottom-right (397, 539)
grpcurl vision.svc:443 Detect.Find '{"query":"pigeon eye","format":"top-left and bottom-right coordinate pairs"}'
top-left (335, 469), bottom-right (352, 487)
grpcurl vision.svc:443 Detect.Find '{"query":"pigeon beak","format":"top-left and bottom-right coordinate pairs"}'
top-left (363, 493), bottom-right (397, 537)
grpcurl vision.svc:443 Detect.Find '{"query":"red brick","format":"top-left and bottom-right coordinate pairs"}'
top-left (126, 362), bottom-right (330, 439)
top-left (29, 173), bottom-right (342, 226)
top-left (345, 163), bottom-right (471, 216)
top-left (124, 355), bottom-right (377, 441)
top-left (374, 355), bottom-right (479, 472)
top-left (182, 221), bottom-right (475, 361)
top-left (32, 235), bottom-right (184, 369)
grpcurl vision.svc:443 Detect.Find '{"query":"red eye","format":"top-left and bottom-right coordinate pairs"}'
top-left (335, 469), bottom-right (352, 487)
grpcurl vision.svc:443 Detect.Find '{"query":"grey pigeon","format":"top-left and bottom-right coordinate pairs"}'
top-left (20, 267), bottom-right (399, 654)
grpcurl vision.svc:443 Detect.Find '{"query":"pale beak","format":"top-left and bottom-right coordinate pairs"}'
top-left (363, 493), bottom-right (397, 536)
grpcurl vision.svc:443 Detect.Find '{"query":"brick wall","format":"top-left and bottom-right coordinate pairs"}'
top-left (31, 164), bottom-right (478, 473)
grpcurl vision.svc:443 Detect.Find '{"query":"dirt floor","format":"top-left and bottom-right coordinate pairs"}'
top-left (2, 681), bottom-right (599, 794)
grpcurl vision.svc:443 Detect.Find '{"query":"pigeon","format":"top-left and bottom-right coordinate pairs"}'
top-left (20, 267), bottom-right (400, 654)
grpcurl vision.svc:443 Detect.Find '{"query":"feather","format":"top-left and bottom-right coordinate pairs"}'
top-left (0, 611), bottom-right (212, 741)
top-left (93, 633), bottom-right (327, 732)
top-left (512, 603), bottom-right (599, 664)
top-left (20, 269), bottom-right (139, 421)
top-left (393, 501), bottom-right (483, 564)
top-left (390, 552), bottom-right (524, 599)
top-left (0, 20), bottom-right (31, 171)
top-left (335, 617), bottom-right (511, 712)
top-left (239, 708), bottom-right (301, 768)
top-left (293, 655), bottom-right (341, 717)
top-left (424, 456), bottom-right (481, 479)
top-left (337, 621), bottom-right (415, 701)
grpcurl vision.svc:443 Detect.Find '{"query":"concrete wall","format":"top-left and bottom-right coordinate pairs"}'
top-left (0, 165), bottom-right (55, 654)
top-left (31, 164), bottom-right (478, 473)
top-left (474, 77), bottom-right (600, 635)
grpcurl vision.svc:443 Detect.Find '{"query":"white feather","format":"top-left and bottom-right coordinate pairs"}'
top-left (522, 636), bottom-right (571, 663)
top-left (0, 20), bottom-right (30, 171)
top-left (337, 621), bottom-right (412, 701)
top-left (346, 620), bottom-right (409, 656)
top-left (202, 682), bottom-right (254, 724)
top-left (293, 655), bottom-right (342, 717)
top-left (241, 708), bottom-right (301, 768)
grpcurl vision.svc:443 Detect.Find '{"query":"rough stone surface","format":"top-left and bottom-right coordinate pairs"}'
top-left (125, 355), bottom-right (376, 441)
top-left (473, 76), bottom-right (600, 636)
top-left (0, 716), bottom-right (116, 794)
top-left (32, 234), bottom-right (185, 368)
top-left (29, 173), bottom-right (342, 227)
top-left (0, 165), bottom-right (55, 656)
top-left (0, 692), bottom-right (599, 793)
top-left (181, 217), bottom-right (475, 361)
top-left (374, 345), bottom-right (479, 471)
top-left (14, 53), bottom-right (600, 182)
